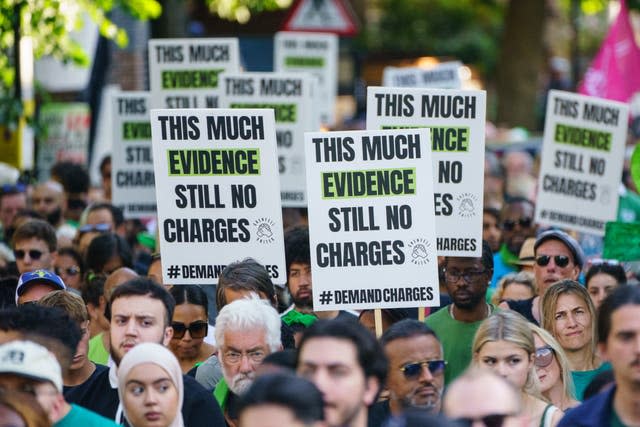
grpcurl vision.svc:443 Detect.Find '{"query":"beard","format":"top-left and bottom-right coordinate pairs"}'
top-left (226, 371), bottom-right (255, 396)
top-left (291, 292), bottom-right (313, 310)
top-left (46, 207), bottom-right (62, 227)
top-left (452, 290), bottom-right (485, 310)
top-left (396, 386), bottom-right (442, 413)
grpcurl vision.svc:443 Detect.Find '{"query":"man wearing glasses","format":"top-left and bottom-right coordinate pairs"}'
top-left (502, 229), bottom-right (583, 325)
top-left (426, 241), bottom-right (494, 384)
top-left (370, 320), bottom-right (445, 424)
top-left (214, 298), bottom-right (282, 426)
top-left (492, 198), bottom-right (537, 287)
top-left (11, 219), bottom-right (57, 274)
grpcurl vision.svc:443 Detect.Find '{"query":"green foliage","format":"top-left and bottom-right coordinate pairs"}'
top-left (0, 0), bottom-right (161, 131)
top-left (362, 0), bottom-right (505, 76)
top-left (204, 0), bottom-right (292, 24)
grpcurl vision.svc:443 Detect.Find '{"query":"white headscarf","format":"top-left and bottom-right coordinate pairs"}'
top-left (117, 343), bottom-right (184, 427)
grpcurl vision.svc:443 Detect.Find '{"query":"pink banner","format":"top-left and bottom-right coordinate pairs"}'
top-left (579, 0), bottom-right (640, 102)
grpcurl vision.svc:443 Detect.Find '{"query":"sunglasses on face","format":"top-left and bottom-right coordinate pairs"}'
top-left (453, 413), bottom-right (518, 427)
top-left (502, 217), bottom-right (532, 231)
top-left (78, 223), bottom-right (111, 233)
top-left (444, 269), bottom-right (487, 284)
top-left (55, 266), bottom-right (80, 276)
top-left (171, 321), bottom-right (208, 339)
top-left (589, 258), bottom-right (620, 267)
top-left (399, 359), bottom-right (446, 379)
top-left (535, 255), bottom-right (570, 268)
top-left (535, 346), bottom-right (555, 368)
top-left (13, 249), bottom-right (43, 260)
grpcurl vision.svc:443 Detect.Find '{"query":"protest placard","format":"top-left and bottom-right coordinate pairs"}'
top-left (37, 103), bottom-right (90, 181)
top-left (535, 90), bottom-right (628, 235)
top-left (366, 87), bottom-right (486, 257)
top-left (304, 128), bottom-right (440, 311)
top-left (111, 91), bottom-right (156, 218)
top-left (382, 61), bottom-right (462, 89)
top-left (219, 72), bottom-right (319, 207)
top-left (274, 31), bottom-right (337, 126)
top-left (148, 38), bottom-right (240, 109)
top-left (150, 109), bottom-right (285, 285)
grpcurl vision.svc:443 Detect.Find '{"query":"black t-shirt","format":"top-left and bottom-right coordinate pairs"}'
top-left (66, 364), bottom-right (226, 427)
top-left (63, 363), bottom-right (108, 401)
top-left (506, 297), bottom-right (538, 325)
top-left (368, 400), bottom-right (390, 427)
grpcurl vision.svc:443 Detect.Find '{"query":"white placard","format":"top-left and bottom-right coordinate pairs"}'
top-left (383, 61), bottom-right (462, 89)
top-left (366, 87), bottom-right (486, 257)
top-left (37, 103), bottom-right (90, 181)
top-left (148, 38), bottom-right (240, 109)
top-left (274, 32), bottom-right (338, 126)
top-left (305, 128), bottom-right (440, 311)
top-left (535, 90), bottom-right (628, 235)
top-left (150, 109), bottom-right (286, 285)
top-left (111, 91), bottom-right (157, 218)
top-left (219, 72), bottom-right (320, 207)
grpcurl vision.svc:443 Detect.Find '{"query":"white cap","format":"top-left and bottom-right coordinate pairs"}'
top-left (0, 340), bottom-right (62, 392)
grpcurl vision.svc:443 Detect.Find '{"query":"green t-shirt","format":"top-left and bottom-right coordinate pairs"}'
top-left (88, 333), bottom-right (109, 366)
top-left (571, 362), bottom-right (612, 401)
top-left (611, 407), bottom-right (627, 427)
top-left (425, 305), bottom-right (494, 385)
top-left (55, 404), bottom-right (119, 427)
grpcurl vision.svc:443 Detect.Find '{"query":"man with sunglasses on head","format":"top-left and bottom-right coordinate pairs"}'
top-left (370, 320), bottom-right (445, 425)
top-left (11, 219), bottom-right (57, 274)
top-left (502, 229), bottom-right (583, 325)
top-left (492, 198), bottom-right (537, 288)
top-left (426, 241), bottom-right (494, 385)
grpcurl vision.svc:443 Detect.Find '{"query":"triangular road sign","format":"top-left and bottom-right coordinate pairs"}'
top-left (282, 0), bottom-right (359, 36)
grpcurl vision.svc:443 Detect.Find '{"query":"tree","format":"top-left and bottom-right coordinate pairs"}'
top-left (0, 0), bottom-right (161, 131)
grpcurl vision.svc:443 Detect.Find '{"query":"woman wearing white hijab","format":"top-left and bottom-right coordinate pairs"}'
top-left (117, 343), bottom-right (184, 427)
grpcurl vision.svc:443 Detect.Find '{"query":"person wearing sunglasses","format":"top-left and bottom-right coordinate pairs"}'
top-left (491, 198), bottom-right (536, 288)
top-left (444, 367), bottom-right (528, 427)
top-left (168, 286), bottom-right (216, 374)
top-left (501, 229), bottom-right (583, 326)
top-left (540, 280), bottom-right (609, 401)
top-left (371, 320), bottom-right (444, 425)
top-left (584, 259), bottom-right (626, 309)
top-left (11, 219), bottom-right (57, 274)
top-left (472, 311), bottom-right (564, 427)
top-left (530, 325), bottom-right (579, 411)
top-left (54, 247), bottom-right (84, 292)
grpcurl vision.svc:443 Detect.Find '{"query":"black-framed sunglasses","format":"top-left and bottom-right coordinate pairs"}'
top-left (453, 413), bottom-right (518, 427)
top-left (55, 266), bottom-right (80, 276)
top-left (13, 249), bottom-right (43, 260)
top-left (399, 359), bottom-right (446, 379)
top-left (171, 321), bottom-right (208, 339)
top-left (502, 217), bottom-right (532, 231)
top-left (78, 223), bottom-right (111, 233)
top-left (535, 345), bottom-right (555, 368)
top-left (444, 269), bottom-right (487, 283)
top-left (535, 255), bottom-right (570, 268)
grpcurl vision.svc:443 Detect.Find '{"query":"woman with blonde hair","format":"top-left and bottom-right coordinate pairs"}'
top-left (530, 325), bottom-right (579, 410)
top-left (117, 343), bottom-right (184, 427)
top-left (473, 310), bottom-right (563, 427)
top-left (540, 280), bottom-right (609, 401)
top-left (491, 271), bottom-right (537, 305)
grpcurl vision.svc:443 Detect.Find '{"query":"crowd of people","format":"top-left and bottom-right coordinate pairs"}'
top-left (0, 145), bottom-right (639, 427)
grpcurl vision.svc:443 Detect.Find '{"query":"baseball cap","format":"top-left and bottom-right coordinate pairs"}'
top-left (0, 340), bottom-right (63, 392)
top-left (534, 230), bottom-right (585, 269)
top-left (16, 269), bottom-right (66, 303)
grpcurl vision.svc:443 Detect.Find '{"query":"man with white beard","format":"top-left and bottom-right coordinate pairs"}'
top-left (214, 298), bottom-right (282, 426)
